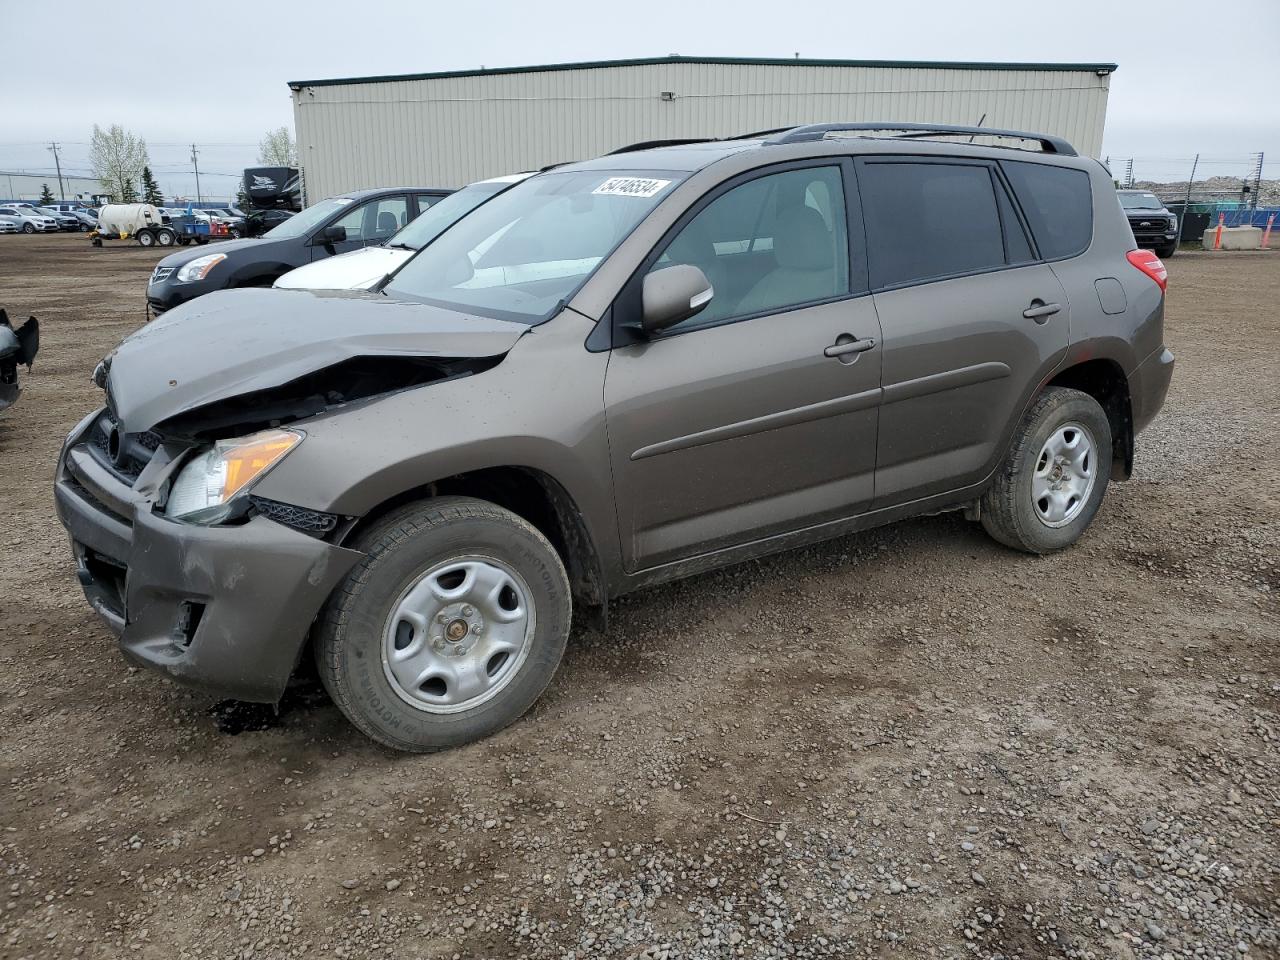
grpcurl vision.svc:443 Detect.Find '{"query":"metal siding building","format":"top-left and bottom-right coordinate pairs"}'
top-left (1, 171), bottom-right (103, 203)
top-left (290, 56), bottom-right (1114, 201)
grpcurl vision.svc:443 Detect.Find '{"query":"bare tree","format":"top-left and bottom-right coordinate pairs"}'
top-left (89, 124), bottom-right (149, 202)
top-left (258, 127), bottom-right (297, 166)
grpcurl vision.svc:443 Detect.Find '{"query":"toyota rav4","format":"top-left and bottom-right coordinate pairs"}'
top-left (55, 123), bottom-right (1174, 752)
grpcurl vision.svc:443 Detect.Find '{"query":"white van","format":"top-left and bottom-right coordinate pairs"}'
top-left (274, 173), bottom-right (530, 291)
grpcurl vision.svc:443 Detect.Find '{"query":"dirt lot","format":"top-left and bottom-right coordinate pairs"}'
top-left (1, 233), bottom-right (1277, 960)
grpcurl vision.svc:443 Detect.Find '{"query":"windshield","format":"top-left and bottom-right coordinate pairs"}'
top-left (263, 197), bottom-right (354, 239)
top-left (1119, 192), bottom-right (1163, 210)
top-left (389, 180), bottom-right (517, 251)
top-left (384, 170), bottom-right (683, 322)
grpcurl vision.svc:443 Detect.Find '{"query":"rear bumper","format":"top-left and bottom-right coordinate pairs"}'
top-left (1129, 346), bottom-right (1175, 436)
top-left (54, 416), bottom-right (362, 703)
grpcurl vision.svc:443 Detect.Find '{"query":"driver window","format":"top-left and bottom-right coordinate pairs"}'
top-left (649, 166), bottom-right (849, 332)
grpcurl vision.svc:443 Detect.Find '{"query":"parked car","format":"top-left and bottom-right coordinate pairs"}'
top-left (55, 122), bottom-right (1173, 752)
top-left (0, 215), bottom-right (20, 234)
top-left (204, 208), bottom-right (247, 238)
top-left (144, 187), bottom-right (449, 314)
top-left (38, 206), bottom-right (82, 231)
top-left (276, 174), bottom-right (531, 291)
top-left (0, 308), bottom-right (39, 412)
top-left (1117, 190), bottom-right (1178, 258)
top-left (65, 209), bottom-right (98, 231)
top-left (241, 208), bottom-right (295, 238)
top-left (0, 205), bottom-right (59, 233)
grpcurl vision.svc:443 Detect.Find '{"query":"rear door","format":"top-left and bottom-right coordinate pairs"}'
top-left (604, 160), bottom-right (883, 570)
top-left (857, 157), bottom-right (1070, 506)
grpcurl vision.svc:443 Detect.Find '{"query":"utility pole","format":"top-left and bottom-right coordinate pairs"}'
top-left (1249, 152), bottom-right (1264, 212)
top-left (1181, 153), bottom-right (1199, 220)
top-left (1124, 158), bottom-right (1134, 189)
top-left (47, 142), bottom-right (66, 199)
top-left (190, 143), bottom-right (202, 203)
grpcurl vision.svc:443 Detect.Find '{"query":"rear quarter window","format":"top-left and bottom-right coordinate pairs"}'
top-left (1002, 161), bottom-right (1093, 260)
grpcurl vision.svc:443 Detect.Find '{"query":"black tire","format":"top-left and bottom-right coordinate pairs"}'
top-left (177, 237), bottom-right (190, 246)
top-left (78, 223), bottom-right (90, 232)
top-left (91, 237), bottom-right (102, 247)
top-left (980, 387), bottom-right (1112, 554)
top-left (194, 236), bottom-right (207, 245)
top-left (155, 228), bottom-right (176, 247)
top-left (1154, 243), bottom-right (1177, 259)
top-left (136, 229), bottom-right (155, 247)
top-left (316, 496), bottom-right (572, 752)
top-left (21, 222), bottom-right (34, 234)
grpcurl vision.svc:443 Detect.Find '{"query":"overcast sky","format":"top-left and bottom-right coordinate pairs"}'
top-left (2, 0), bottom-right (1276, 201)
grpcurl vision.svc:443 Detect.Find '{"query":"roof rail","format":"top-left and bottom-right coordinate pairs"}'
top-left (607, 138), bottom-right (715, 155)
top-left (762, 122), bottom-right (1077, 156)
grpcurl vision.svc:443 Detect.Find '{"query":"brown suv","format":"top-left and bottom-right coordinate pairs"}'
top-left (55, 123), bottom-right (1174, 751)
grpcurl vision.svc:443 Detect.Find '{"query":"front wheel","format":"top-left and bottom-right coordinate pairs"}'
top-left (980, 387), bottom-right (1112, 554)
top-left (316, 497), bottom-right (572, 752)
top-left (155, 228), bottom-right (176, 247)
top-left (1154, 243), bottom-right (1177, 258)
top-left (22, 223), bottom-right (34, 234)
top-left (136, 229), bottom-right (155, 247)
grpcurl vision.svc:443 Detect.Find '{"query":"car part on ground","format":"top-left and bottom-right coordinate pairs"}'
top-left (145, 187), bottom-right (450, 315)
top-left (57, 121), bottom-right (1174, 752)
top-left (0, 308), bottom-right (39, 412)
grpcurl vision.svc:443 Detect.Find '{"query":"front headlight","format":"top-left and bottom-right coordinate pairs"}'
top-left (167, 429), bottom-right (303, 524)
top-left (175, 253), bottom-right (227, 283)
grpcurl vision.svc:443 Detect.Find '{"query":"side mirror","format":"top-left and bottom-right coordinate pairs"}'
top-left (318, 224), bottom-right (347, 245)
top-left (641, 264), bottom-right (713, 334)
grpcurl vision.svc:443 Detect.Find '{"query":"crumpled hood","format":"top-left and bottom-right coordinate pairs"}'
top-left (105, 287), bottom-right (528, 433)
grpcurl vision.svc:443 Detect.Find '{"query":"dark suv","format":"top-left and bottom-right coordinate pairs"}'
top-left (1118, 189), bottom-right (1178, 257)
top-left (145, 187), bottom-right (449, 315)
top-left (56, 122), bottom-right (1173, 752)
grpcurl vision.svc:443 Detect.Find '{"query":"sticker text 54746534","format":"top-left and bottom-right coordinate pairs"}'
top-left (592, 177), bottom-right (672, 199)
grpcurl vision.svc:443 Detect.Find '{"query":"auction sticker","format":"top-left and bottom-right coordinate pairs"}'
top-left (593, 177), bottom-right (672, 198)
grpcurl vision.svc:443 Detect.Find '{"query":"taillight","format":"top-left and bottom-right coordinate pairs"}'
top-left (1126, 249), bottom-right (1167, 292)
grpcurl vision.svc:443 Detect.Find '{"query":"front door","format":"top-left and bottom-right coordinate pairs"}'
top-left (605, 162), bottom-right (883, 571)
top-left (856, 157), bottom-right (1071, 506)
top-left (313, 194), bottom-right (409, 260)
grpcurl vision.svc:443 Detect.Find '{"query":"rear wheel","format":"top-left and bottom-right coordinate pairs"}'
top-left (980, 387), bottom-right (1112, 554)
top-left (316, 497), bottom-right (572, 752)
top-left (136, 229), bottom-right (155, 247)
top-left (155, 228), bottom-right (176, 247)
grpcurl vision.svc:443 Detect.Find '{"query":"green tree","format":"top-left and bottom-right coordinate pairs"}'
top-left (141, 166), bottom-right (163, 206)
top-left (257, 127), bottom-right (297, 166)
top-left (235, 183), bottom-right (252, 212)
top-left (39, 183), bottom-right (55, 205)
top-left (89, 124), bottom-right (149, 202)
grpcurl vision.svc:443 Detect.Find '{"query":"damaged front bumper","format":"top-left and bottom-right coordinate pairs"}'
top-left (53, 410), bottom-right (362, 703)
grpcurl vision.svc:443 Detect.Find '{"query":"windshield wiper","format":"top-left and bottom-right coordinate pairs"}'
top-left (385, 242), bottom-right (417, 251)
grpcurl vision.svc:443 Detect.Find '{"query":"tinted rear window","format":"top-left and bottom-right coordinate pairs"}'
top-left (1002, 161), bottom-right (1093, 260)
top-left (861, 161), bottom-right (1006, 288)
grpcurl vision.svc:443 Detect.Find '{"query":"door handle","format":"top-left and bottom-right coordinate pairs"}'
top-left (1023, 300), bottom-right (1062, 322)
top-left (824, 335), bottom-right (877, 360)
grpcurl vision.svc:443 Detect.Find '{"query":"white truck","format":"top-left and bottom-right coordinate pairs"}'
top-left (92, 204), bottom-right (177, 248)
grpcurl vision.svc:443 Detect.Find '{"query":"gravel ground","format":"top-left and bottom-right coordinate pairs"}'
top-left (0, 233), bottom-right (1277, 960)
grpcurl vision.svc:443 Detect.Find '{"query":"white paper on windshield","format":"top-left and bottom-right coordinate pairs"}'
top-left (593, 177), bottom-right (672, 199)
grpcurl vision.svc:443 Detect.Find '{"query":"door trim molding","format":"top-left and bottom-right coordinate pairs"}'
top-left (632, 386), bottom-right (882, 461)
top-left (882, 360), bottom-right (1010, 405)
